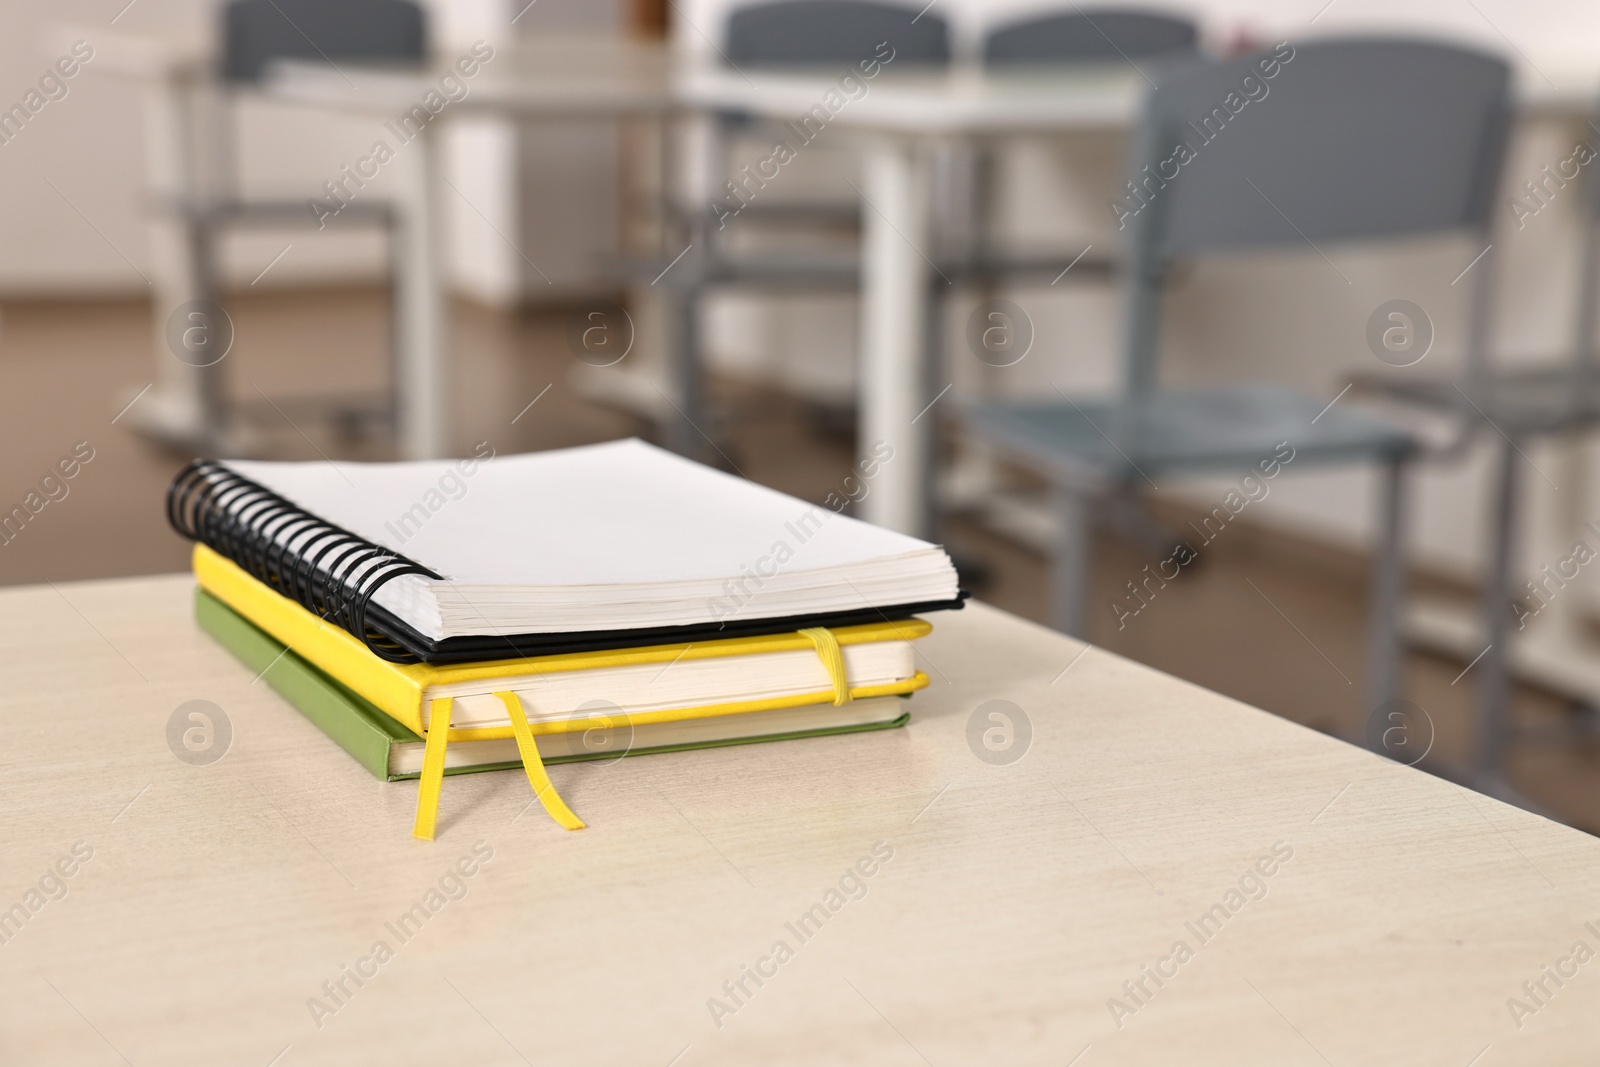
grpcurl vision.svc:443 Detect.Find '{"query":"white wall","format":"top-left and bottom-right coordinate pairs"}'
top-left (0, 0), bottom-right (625, 303)
top-left (0, 0), bottom-right (197, 295)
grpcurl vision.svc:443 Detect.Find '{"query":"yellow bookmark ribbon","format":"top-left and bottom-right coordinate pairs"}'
top-left (413, 628), bottom-right (854, 839)
top-left (497, 691), bottom-right (586, 831)
top-left (411, 693), bottom-right (586, 840)
top-left (413, 697), bottom-right (454, 841)
top-left (798, 627), bottom-right (851, 706)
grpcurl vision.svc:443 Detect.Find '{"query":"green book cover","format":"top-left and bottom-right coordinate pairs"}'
top-left (194, 588), bottom-right (909, 781)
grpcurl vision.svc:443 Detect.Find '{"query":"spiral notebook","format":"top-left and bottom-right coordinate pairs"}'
top-left (168, 439), bottom-right (963, 664)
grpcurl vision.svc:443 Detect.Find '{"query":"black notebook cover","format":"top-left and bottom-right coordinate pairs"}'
top-left (361, 593), bottom-right (967, 664)
top-left (169, 456), bottom-right (965, 664)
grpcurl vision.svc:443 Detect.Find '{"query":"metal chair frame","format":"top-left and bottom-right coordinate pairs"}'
top-left (151, 0), bottom-right (427, 453)
top-left (964, 38), bottom-right (1514, 722)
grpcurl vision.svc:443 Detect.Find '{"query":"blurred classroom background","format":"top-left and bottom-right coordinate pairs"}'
top-left (6, 0), bottom-right (1600, 828)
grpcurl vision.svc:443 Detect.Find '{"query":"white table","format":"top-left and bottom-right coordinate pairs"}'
top-left (262, 55), bottom-right (1152, 482)
top-left (266, 55), bottom-right (1159, 501)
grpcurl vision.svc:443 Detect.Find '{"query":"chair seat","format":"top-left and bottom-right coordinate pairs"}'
top-left (1363, 365), bottom-right (1600, 435)
top-left (965, 384), bottom-right (1416, 486)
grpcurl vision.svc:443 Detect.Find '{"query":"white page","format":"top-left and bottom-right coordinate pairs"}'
top-left (226, 439), bottom-right (942, 588)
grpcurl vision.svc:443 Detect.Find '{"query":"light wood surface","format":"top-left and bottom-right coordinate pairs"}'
top-left (3, 573), bottom-right (1599, 1065)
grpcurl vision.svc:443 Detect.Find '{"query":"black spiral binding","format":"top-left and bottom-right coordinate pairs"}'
top-left (167, 460), bottom-right (444, 663)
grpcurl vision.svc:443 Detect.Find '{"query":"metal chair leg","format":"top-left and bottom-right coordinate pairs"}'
top-left (1476, 435), bottom-right (1522, 778)
top-left (1051, 485), bottom-right (1094, 638)
top-left (187, 215), bottom-right (229, 450)
top-left (662, 207), bottom-right (715, 465)
top-left (1365, 456), bottom-right (1409, 719)
top-left (663, 277), bottom-right (708, 462)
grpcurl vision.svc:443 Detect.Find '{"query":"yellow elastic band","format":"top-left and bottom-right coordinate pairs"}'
top-left (413, 697), bottom-right (453, 840)
top-left (497, 691), bottom-right (586, 831)
top-left (798, 627), bottom-right (851, 706)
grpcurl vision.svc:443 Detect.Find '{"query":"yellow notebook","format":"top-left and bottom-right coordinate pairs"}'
top-left (193, 545), bottom-right (932, 839)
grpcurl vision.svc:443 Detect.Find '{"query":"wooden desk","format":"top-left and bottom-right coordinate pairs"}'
top-left (3, 574), bottom-right (1598, 1064)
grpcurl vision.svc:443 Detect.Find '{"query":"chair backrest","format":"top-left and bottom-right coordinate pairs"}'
top-left (983, 9), bottom-right (1197, 65)
top-left (222, 0), bottom-right (427, 82)
top-left (1117, 38), bottom-right (1511, 397)
top-left (723, 0), bottom-right (950, 66)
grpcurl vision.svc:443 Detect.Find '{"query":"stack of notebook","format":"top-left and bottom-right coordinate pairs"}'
top-left (171, 439), bottom-right (962, 839)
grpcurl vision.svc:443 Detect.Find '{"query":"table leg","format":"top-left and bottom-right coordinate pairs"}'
top-left (1366, 457), bottom-right (1408, 719)
top-left (135, 74), bottom-right (213, 446)
top-left (1051, 484), bottom-right (1094, 638)
top-left (859, 135), bottom-right (933, 537)
top-left (664, 265), bottom-right (709, 461)
top-left (391, 128), bottom-right (449, 459)
top-left (1476, 436), bottom-right (1521, 777)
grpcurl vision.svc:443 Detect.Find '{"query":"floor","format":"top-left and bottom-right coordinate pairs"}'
top-left (4, 288), bottom-right (1598, 832)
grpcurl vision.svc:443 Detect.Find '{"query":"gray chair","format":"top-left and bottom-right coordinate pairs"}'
top-left (651, 0), bottom-right (954, 462)
top-left (725, 0), bottom-right (950, 65)
top-left (935, 11), bottom-right (1202, 538)
top-left (963, 38), bottom-right (1512, 718)
top-left (655, 3), bottom-right (1180, 462)
top-left (224, 0), bottom-right (424, 80)
top-left (708, 0), bottom-right (950, 240)
top-left (943, 9), bottom-right (1200, 284)
top-left (1361, 99), bottom-right (1600, 785)
top-left (160, 0), bottom-right (427, 450)
top-left (983, 8), bottom-right (1197, 66)
top-left (714, 0), bottom-right (951, 227)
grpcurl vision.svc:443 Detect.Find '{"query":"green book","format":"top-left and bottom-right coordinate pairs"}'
top-left (195, 588), bottom-right (910, 781)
